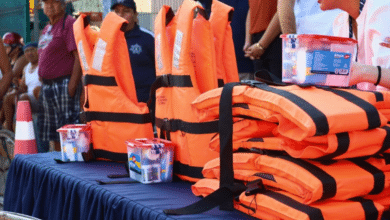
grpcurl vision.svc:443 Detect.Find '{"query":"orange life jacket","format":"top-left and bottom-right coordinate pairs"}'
top-left (151, 0), bottom-right (239, 182)
top-left (192, 178), bottom-right (385, 220)
top-left (202, 152), bottom-right (390, 204)
top-left (211, 124), bottom-right (390, 159)
top-left (73, 12), bottom-right (154, 161)
top-left (153, 5), bottom-right (176, 141)
top-left (210, 0), bottom-right (239, 86)
top-left (192, 83), bottom-right (389, 141)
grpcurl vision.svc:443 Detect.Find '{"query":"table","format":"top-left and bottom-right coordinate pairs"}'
top-left (3, 152), bottom-right (256, 220)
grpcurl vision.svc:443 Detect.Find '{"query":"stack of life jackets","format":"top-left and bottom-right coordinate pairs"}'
top-left (164, 81), bottom-right (390, 219)
top-left (151, 0), bottom-right (239, 182)
top-left (73, 13), bottom-right (154, 162)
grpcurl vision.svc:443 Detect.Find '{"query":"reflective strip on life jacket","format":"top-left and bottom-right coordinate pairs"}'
top-left (74, 12), bottom-right (154, 162)
top-left (192, 83), bottom-right (388, 141)
top-left (202, 153), bottom-right (390, 204)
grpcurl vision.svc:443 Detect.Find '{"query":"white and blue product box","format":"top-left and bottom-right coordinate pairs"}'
top-left (126, 138), bottom-right (174, 184)
top-left (281, 34), bottom-right (357, 87)
top-left (57, 124), bottom-right (91, 162)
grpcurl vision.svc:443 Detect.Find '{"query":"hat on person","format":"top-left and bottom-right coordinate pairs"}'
top-left (23, 42), bottom-right (38, 51)
top-left (111, 0), bottom-right (137, 11)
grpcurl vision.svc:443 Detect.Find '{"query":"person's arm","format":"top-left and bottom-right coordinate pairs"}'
top-left (277, 0), bottom-right (296, 34)
top-left (349, 62), bottom-right (390, 89)
top-left (13, 54), bottom-right (29, 79)
top-left (243, 9), bottom-right (251, 51)
top-left (244, 12), bottom-right (281, 60)
top-left (68, 50), bottom-right (82, 97)
top-left (0, 39), bottom-right (13, 99)
top-left (18, 68), bottom-right (28, 93)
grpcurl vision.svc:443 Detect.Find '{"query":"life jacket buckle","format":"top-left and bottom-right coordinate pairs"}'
top-left (161, 74), bottom-right (171, 87)
top-left (245, 179), bottom-right (265, 196)
top-left (162, 118), bottom-right (171, 131)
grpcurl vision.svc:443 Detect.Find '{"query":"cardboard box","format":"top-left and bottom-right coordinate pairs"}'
top-left (126, 138), bottom-right (174, 184)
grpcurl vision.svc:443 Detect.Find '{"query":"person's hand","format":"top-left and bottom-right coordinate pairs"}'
top-left (68, 81), bottom-right (77, 98)
top-left (380, 37), bottom-right (390, 48)
top-left (348, 61), bottom-right (361, 86)
top-left (33, 86), bottom-right (41, 100)
top-left (243, 40), bottom-right (251, 52)
top-left (244, 43), bottom-right (266, 60)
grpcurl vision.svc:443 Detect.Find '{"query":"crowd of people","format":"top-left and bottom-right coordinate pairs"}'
top-left (0, 0), bottom-right (389, 153)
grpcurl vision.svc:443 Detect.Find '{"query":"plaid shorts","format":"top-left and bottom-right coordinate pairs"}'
top-left (38, 77), bottom-right (81, 142)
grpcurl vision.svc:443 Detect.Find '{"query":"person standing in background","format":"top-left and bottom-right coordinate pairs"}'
top-left (243, 0), bottom-right (282, 81)
top-left (38, 0), bottom-right (82, 151)
top-left (278, 0), bottom-right (341, 35)
top-left (111, 0), bottom-right (156, 103)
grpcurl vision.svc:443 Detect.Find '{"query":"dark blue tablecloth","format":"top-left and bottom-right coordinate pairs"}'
top-left (3, 152), bottom-right (256, 220)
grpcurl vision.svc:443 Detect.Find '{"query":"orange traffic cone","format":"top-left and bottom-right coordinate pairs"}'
top-left (14, 100), bottom-right (37, 156)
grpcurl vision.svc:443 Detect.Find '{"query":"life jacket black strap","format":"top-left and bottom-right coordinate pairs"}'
top-left (272, 154), bottom-right (337, 200)
top-left (218, 82), bottom-right (241, 210)
top-left (349, 197), bottom-right (378, 220)
top-left (93, 149), bottom-right (128, 162)
top-left (85, 111), bottom-right (152, 124)
top-left (348, 159), bottom-right (385, 195)
top-left (317, 132), bottom-right (350, 160)
top-left (173, 161), bottom-right (204, 179)
top-left (325, 89), bottom-right (382, 130)
top-left (243, 80), bottom-right (330, 136)
top-left (155, 118), bottom-right (219, 134)
top-left (163, 183), bottom-right (245, 215)
top-left (378, 126), bottom-right (390, 154)
top-left (263, 190), bottom-right (324, 220)
top-left (163, 82), bottom-right (242, 215)
top-left (84, 75), bottom-right (117, 86)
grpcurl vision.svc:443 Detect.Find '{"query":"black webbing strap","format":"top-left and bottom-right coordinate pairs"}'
top-left (85, 111), bottom-right (152, 124)
top-left (272, 154), bottom-right (337, 200)
top-left (348, 159), bottom-right (385, 195)
top-left (349, 197), bottom-right (378, 220)
top-left (326, 89), bottom-right (381, 130)
top-left (93, 149), bottom-right (128, 162)
top-left (219, 82), bottom-right (240, 210)
top-left (155, 118), bottom-right (219, 134)
top-left (377, 126), bottom-right (390, 154)
top-left (163, 187), bottom-right (233, 215)
top-left (317, 132), bottom-right (350, 160)
top-left (147, 74), bottom-right (194, 139)
top-left (84, 75), bottom-right (117, 86)
top-left (173, 161), bottom-right (204, 179)
top-left (246, 81), bottom-right (330, 136)
top-left (163, 82), bottom-right (243, 215)
top-left (264, 190), bottom-right (324, 220)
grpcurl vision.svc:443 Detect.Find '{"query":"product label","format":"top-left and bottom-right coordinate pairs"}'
top-left (307, 50), bottom-right (351, 75)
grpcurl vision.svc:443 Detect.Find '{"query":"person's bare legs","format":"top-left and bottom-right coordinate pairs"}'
top-left (3, 91), bottom-right (17, 131)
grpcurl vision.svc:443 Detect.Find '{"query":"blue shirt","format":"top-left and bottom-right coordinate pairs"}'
top-left (124, 24), bottom-right (156, 103)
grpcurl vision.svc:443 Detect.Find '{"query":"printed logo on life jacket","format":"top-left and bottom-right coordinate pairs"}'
top-left (157, 95), bottom-right (167, 105)
top-left (130, 43), bottom-right (142, 55)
